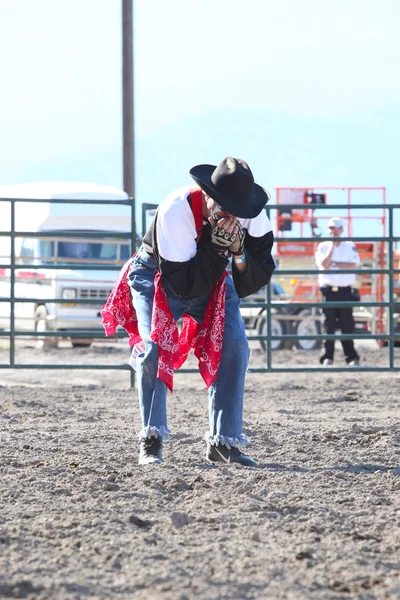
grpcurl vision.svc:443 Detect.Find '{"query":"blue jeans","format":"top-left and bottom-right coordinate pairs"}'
top-left (128, 247), bottom-right (250, 449)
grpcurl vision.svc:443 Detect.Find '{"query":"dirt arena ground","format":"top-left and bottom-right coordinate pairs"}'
top-left (0, 341), bottom-right (399, 600)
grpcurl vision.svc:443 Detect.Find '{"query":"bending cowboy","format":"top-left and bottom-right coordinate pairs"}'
top-left (102, 157), bottom-right (275, 466)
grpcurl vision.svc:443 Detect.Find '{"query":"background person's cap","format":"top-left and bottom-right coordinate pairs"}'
top-left (328, 217), bottom-right (344, 229)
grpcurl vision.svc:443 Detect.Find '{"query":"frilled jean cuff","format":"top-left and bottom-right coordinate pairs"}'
top-left (138, 425), bottom-right (171, 442)
top-left (206, 433), bottom-right (249, 449)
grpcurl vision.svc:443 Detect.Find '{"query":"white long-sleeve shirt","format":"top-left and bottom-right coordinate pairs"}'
top-left (141, 187), bottom-right (275, 299)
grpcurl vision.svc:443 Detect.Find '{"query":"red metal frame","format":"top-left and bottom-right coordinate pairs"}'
top-left (275, 186), bottom-right (386, 239)
top-left (273, 186), bottom-right (387, 340)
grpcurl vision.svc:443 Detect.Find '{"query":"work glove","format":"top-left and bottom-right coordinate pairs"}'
top-left (211, 224), bottom-right (237, 253)
top-left (228, 221), bottom-right (246, 255)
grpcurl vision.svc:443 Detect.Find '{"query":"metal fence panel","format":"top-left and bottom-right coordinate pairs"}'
top-left (0, 197), bottom-right (399, 386)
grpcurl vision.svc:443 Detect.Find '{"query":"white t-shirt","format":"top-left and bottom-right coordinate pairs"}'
top-left (315, 240), bottom-right (360, 287)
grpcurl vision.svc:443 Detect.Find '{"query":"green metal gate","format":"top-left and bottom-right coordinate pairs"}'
top-left (0, 197), bottom-right (399, 387)
top-left (0, 195), bottom-right (136, 384)
top-left (142, 201), bottom-right (400, 373)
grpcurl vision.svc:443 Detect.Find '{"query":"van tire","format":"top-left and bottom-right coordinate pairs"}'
top-left (34, 306), bottom-right (58, 350)
top-left (294, 309), bottom-right (322, 351)
top-left (258, 314), bottom-right (292, 351)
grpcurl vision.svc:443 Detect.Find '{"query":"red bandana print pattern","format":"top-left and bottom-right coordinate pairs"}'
top-left (101, 258), bottom-right (227, 392)
top-left (101, 258), bottom-right (141, 346)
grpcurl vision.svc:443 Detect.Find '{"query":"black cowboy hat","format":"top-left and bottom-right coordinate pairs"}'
top-left (189, 156), bottom-right (271, 219)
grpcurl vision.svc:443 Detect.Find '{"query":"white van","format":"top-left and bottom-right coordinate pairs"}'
top-left (0, 182), bottom-right (133, 348)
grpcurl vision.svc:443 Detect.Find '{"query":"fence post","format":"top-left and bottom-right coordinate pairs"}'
top-left (130, 367), bottom-right (135, 389)
top-left (388, 207), bottom-right (394, 368)
top-left (10, 200), bottom-right (15, 366)
top-left (266, 277), bottom-right (272, 369)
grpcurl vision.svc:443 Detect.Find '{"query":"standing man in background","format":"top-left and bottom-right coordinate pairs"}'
top-left (315, 217), bottom-right (361, 366)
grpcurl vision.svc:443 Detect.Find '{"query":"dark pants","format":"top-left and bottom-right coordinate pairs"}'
top-left (320, 286), bottom-right (359, 364)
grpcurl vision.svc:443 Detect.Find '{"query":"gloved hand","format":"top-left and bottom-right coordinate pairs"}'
top-left (228, 221), bottom-right (245, 255)
top-left (211, 224), bottom-right (237, 253)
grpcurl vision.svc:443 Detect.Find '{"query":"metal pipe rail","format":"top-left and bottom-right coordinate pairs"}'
top-left (0, 363), bottom-right (131, 370)
top-left (0, 299), bottom-right (392, 308)
top-left (0, 264), bottom-right (127, 271)
top-left (0, 232), bottom-right (131, 239)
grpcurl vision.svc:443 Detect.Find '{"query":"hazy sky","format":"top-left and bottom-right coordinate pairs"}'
top-left (1, 0), bottom-right (399, 165)
top-left (0, 0), bottom-right (399, 238)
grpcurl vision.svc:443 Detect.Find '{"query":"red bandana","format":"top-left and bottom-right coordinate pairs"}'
top-left (101, 189), bottom-right (227, 391)
top-left (101, 263), bottom-right (226, 391)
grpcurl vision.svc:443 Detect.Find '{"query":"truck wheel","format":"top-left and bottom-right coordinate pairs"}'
top-left (294, 309), bottom-right (322, 351)
top-left (258, 314), bottom-right (291, 351)
top-left (34, 306), bottom-right (58, 350)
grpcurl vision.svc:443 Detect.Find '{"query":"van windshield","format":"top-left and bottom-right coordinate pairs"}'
top-left (18, 237), bottom-right (132, 265)
top-left (41, 240), bottom-right (130, 263)
top-left (58, 241), bottom-right (119, 260)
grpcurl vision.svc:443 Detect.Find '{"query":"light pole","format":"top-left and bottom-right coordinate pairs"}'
top-left (122, 0), bottom-right (136, 388)
top-left (122, 0), bottom-right (135, 200)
